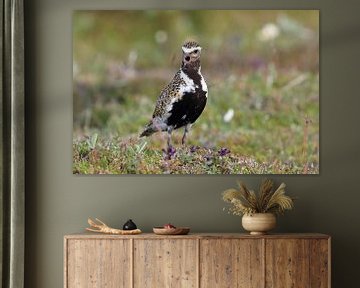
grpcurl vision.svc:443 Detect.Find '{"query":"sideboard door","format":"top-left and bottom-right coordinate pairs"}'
top-left (266, 239), bottom-right (309, 287)
top-left (66, 239), bottom-right (131, 288)
top-left (309, 239), bottom-right (330, 288)
top-left (265, 238), bottom-right (329, 288)
top-left (134, 239), bottom-right (198, 288)
top-left (200, 239), bottom-right (264, 288)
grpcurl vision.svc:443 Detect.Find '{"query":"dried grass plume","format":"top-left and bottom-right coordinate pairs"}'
top-left (222, 179), bottom-right (294, 216)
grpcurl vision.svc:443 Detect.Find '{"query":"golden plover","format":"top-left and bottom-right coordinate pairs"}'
top-left (140, 40), bottom-right (208, 147)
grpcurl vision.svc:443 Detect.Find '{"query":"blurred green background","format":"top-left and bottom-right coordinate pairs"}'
top-left (73, 10), bottom-right (319, 174)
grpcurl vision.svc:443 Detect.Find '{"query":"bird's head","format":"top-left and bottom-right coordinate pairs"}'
top-left (181, 41), bottom-right (202, 72)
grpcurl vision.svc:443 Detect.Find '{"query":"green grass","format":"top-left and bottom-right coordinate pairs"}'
top-left (73, 67), bottom-right (319, 174)
top-left (73, 135), bottom-right (318, 174)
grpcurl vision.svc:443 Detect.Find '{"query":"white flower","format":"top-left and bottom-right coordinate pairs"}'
top-left (155, 30), bottom-right (168, 44)
top-left (223, 109), bottom-right (234, 123)
top-left (258, 23), bottom-right (280, 42)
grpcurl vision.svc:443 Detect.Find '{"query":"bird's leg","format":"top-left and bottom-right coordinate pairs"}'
top-left (167, 127), bottom-right (173, 149)
top-left (182, 124), bottom-right (191, 145)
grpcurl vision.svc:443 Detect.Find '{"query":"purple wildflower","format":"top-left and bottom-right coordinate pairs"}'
top-left (218, 147), bottom-right (231, 156)
top-left (162, 146), bottom-right (176, 160)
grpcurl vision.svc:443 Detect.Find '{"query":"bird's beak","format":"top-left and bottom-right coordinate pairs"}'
top-left (183, 53), bottom-right (191, 64)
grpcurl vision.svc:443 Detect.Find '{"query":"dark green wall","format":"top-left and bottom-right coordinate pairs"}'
top-left (25, 0), bottom-right (360, 287)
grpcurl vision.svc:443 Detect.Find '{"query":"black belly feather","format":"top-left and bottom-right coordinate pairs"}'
top-left (167, 89), bottom-right (207, 129)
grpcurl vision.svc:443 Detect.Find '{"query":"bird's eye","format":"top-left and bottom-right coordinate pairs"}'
top-left (193, 49), bottom-right (198, 54)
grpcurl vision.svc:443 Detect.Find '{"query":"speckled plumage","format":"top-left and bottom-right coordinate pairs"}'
top-left (140, 41), bottom-right (208, 146)
top-left (152, 70), bottom-right (186, 118)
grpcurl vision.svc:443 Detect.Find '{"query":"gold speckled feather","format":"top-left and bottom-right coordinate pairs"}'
top-left (153, 70), bottom-right (186, 117)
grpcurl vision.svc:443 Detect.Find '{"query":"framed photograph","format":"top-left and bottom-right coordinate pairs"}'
top-left (72, 10), bottom-right (319, 174)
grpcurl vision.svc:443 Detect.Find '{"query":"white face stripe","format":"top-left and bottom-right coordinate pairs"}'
top-left (182, 46), bottom-right (202, 54)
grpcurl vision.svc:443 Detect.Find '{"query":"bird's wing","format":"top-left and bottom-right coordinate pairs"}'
top-left (152, 71), bottom-right (184, 118)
